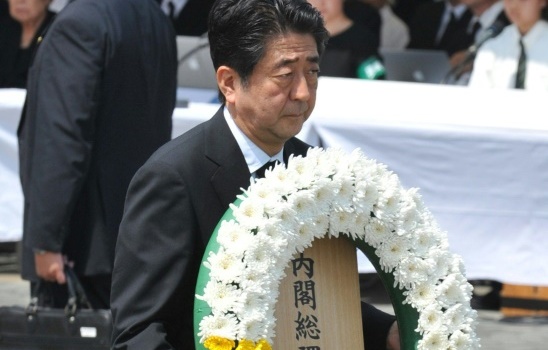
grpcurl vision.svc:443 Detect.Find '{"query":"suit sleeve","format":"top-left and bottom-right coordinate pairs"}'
top-left (23, 10), bottom-right (104, 251)
top-left (111, 158), bottom-right (199, 349)
top-left (361, 302), bottom-right (396, 350)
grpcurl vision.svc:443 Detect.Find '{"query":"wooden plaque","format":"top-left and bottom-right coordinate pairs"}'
top-left (273, 237), bottom-right (364, 349)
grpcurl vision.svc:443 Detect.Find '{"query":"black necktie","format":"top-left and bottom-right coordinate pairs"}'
top-left (515, 39), bottom-right (526, 89)
top-left (255, 160), bottom-right (280, 179)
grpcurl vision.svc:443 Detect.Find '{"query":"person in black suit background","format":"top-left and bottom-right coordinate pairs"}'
top-left (157, 0), bottom-right (215, 36)
top-left (408, 0), bottom-right (475, 57)
top-left (0, 0), bottom-right (55, 88)
top-left (111, 0), bottom-right (400, 349)
top-left (17, 0), bottom-right (176, 309)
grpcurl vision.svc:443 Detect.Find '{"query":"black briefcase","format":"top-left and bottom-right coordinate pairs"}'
top-left (0, 267), bottom-right (112, 349)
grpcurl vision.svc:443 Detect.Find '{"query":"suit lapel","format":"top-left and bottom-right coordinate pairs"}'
top-left (204, 108), bottom-right (251, 209)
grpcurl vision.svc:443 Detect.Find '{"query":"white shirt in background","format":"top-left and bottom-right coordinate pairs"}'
top-left (469, 20), bottom-right (548, 90)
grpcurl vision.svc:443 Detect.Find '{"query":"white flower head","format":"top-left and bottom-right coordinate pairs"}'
top-left (403, 281), bottom-right (437, 310)
top-left (418, 328), bottom-right (450, 350)
top-left (394, 256), bottom-right (435, 290)
top-left (376, 233), bottom-right (411, 273)
top-left (204, 248), bottom-right (246, 284)
top-left (230, 197), bottom-right (265, 230)
top-left (217, 220), bottom-right (255, 256)
top-left (198, 312), bottom-right (241, 342)
top-left (199, 280), bottom-right (244, 315)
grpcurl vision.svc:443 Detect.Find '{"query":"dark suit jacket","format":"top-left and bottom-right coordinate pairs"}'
top-left (408, 2), bottom-right (474, 56)
top-left (170, 0), bottom-right (215, 36)
top-left (17, 0), bottom-right (176, 280)
top-left (111, 108), bottom-right (396, 349)
top-left (0, 11), bottom-right (55, 88)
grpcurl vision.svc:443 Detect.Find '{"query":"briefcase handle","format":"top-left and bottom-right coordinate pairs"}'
top-left (27, 264), bottom-right (93, 318)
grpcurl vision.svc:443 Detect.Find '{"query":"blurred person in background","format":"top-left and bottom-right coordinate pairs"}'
top-left (0, 0), bottom-right (55, 88)
top-left (308, 0), bottom-right (381, 78)
top-left (361, 0), bottom-right (410, 49)
top-left (408, 0), bottom-right (474, 58)
top-left (469, 0), bottom-right (548, 89)
top-left (17, 0), bottom-right (176, 309)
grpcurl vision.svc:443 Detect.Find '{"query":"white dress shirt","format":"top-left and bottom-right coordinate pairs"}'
top-left (471, 1), bottom-right (504, 42)
top-left (469, 20), bottom-right (548, 90)
top-left (223, 108), bottom-right (284, 176)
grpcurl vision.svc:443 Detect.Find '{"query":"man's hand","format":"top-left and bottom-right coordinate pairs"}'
top-left (386, 321), bottom-right (400, 350)
top-left (34, 251), bottom-right (66, 284)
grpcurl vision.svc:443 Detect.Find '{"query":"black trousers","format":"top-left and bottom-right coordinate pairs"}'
top-left (30, 273), bottom-right (111, 309)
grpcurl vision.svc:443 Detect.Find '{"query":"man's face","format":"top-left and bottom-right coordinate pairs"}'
top-left (226, 33), bottom-right (320, 155)
top-left (504, 0), bottom-right (545, 33)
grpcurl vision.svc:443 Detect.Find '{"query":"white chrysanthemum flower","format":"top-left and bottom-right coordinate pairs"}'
top-left (418, 329), bottom-right (450, 350)
top-left (286, 189), bottom-right (322, 222)
top-left (353, 179), bottom-right (379, 213)
top-left (347, 210), bottom-right (369, 240)
top-left (376, 233), bottom-right (410, 273)
top-left (204, 249), bottom-right (246, 284)
top-left (411, 227), bottom-right (442, 257)
top-left (239, 268), bottom-right (269, 294)
top-left (199, 280), bottom-right (244, 314)
top-left (243, 234), bottom-right (277, 274)
top-left (436, 273), bottom-right (472, 308)
top-left (237, 313), bottom-right (266, 343)
top-left (267, 200), bottom-right (299, 235)
top-left (403, 281), bottom-right (438, 309)
top-left (417, 304), bottom-right (445, 333)
top-left (448, 254), bottom-right (467, 275)
top-left (198, 312), bottom-right (240, 342)
top-left (449, 330), bottom-right (474, 350)
top-left (286, 154), bottom-right (318, 188)
top-left (216, 220), bottom-right (255, 256)
top-left (444, 304), bottom-right (468, 334)
top-left (330, 171), bottom-right (355, 209)
top-left (255, 223), bottom-right (289, 256)
top-left (230, 197), bottom-right (265, 230)
top-left (292, 221), bottom-right (319, 253)
top-left (309, 178), bottom-right (337, 212)
top-left (365, 217), bottom-right (392, 248)
top-left (268, 164), bottom-right (300, 197)
top-left (394, 256), bottom-right (435, 289)
top-left (426, 249), bottom-right (452, 280)
top-left (329, 207), bottom-right (355, 238)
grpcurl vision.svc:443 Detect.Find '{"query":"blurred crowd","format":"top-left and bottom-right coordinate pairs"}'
top-left (2, 0), bottom-right (548, 89)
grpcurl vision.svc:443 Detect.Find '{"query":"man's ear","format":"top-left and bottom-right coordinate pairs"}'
top-left (217, 66), bottom-right (238, 104)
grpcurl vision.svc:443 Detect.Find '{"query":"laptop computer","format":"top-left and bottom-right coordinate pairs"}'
top-left (380, 49), bottom-right (451, 84)
top-left (176, 35), bottom-right (218, 90)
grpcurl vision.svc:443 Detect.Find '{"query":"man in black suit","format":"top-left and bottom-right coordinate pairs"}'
top-left (111, 0), bottom-right (399, 349)
top-left (17, 0), bottom-right (176, 309)
top-left (408, 0), bottom-right (475, 56)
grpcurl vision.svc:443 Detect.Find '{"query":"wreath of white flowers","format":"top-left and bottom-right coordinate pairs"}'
top-left (194, 147), bottom-right (480, 350)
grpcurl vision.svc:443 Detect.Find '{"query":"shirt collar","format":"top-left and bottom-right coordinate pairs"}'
top-left (520, 20), bottom-right (548, 49)
top-left (223, 107), bottom-right (284, 175)
top-left (160, 0), bottom-right (187, 18)
top-left (478, 1), bottom-right (504, 30)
